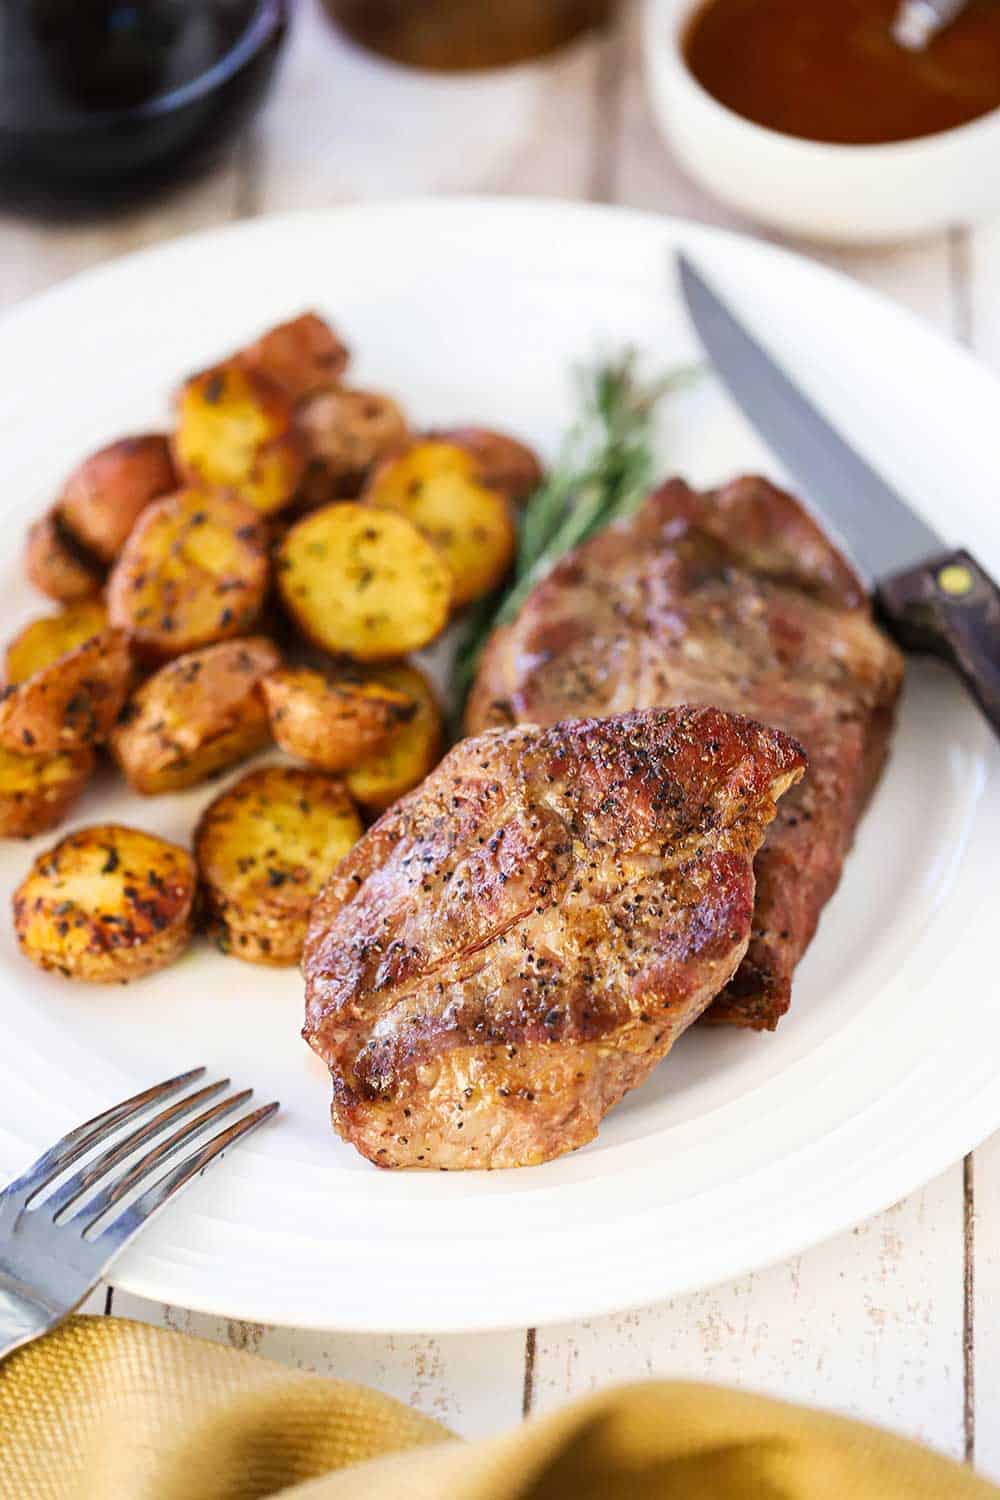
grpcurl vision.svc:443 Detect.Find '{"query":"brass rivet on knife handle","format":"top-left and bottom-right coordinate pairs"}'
top-left (876, 547), bottom-right (1000, 740)
top-left (937, 563), bottom-right (975, 597)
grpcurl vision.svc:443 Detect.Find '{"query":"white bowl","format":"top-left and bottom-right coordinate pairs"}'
top-left (642, 0), bottom-right (1000, 244)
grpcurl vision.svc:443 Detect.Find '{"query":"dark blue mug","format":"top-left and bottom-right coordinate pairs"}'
top-left (0, 0), bottom-right (289, 205)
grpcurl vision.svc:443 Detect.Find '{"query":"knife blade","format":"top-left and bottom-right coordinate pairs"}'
top-left (677, 251), bottom-right (943, 581)
top-left (676, 250), bottom-right (1000, 741)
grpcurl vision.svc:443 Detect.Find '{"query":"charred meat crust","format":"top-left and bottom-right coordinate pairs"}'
top-left (303, 705), bottom-right (804, 1169)
top-left (467, 475), bottom-right (905, 1030)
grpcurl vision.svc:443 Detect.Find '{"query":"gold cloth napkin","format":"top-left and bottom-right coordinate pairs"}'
top-left (0, 1315), bottom-right (995, 1500)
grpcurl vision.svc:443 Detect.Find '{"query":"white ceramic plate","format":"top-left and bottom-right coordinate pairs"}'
top-left (1, 200), bottom-right (998, 1334)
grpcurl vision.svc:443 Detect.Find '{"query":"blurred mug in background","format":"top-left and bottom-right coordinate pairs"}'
top-left (0, 0), bottom-right (288, 208)
top-left (323, 0), bottom-right (613, 70)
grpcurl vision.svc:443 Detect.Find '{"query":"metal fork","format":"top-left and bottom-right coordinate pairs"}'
top-left (0, 1068), bottom-right (278, 1361)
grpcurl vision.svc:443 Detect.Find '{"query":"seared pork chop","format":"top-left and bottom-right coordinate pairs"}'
top-left (468, 477), bottom-right (905, 1030)
top-left (303, 706), bottom-right (804, 1169)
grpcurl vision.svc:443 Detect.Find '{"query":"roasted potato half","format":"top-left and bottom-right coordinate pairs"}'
top-left (345, 662), bottom-right (444, 813)
top-left (173, 360), bottom-right (305, 516)
top-left (0, 606), bottom-right (131, 754)
top-left (431, 426), bottom-right (543, 503)
top-left (107, 487), bottom-right (270, 659)
top-left (262, 666), bottom-right (414, 773)
top-left (276, 502), bottom-right (451, 661)
top-left (25, 510), bottom-right (103, 603)
top-left (4, 599), bottom-right (109, 685)
top-left (241, 312), bottom-right (349, 403)
top-left (363, 440), bottom-right (516, 608)
top-left (112, 637), bottom-right (280, 794)
top-left (196, 765), bottom-right (362, 965)
top-left (58, 434), bottom-right (176, 564)
top-left (0, 745), bottom-right (94, 838)
top-left (13, 824), bottom-right (196, 983)
top-left (297, 386), bottom-right (408, 504)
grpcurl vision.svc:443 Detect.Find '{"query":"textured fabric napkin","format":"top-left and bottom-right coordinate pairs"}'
top-left (0, 1315), bottom-right (995, 1500)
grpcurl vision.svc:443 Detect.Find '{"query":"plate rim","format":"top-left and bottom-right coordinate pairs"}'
top-left (2, 195), bottom-right (998, 1333)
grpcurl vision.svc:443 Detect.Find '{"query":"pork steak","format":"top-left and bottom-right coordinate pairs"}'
top-left (468, 476), bottom-right (905, 1030)
top-left (303, 706), bottom-right (804, 1169)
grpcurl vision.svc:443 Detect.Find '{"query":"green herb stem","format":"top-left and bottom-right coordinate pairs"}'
top-left (451, 351), bottom-right (697, 729)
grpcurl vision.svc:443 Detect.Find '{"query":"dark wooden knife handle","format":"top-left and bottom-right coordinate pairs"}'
top-left (876, 548), bottom-right (1000, 740)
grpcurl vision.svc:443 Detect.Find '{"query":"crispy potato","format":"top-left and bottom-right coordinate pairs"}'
top-left (297, 386), bottom-right (408, 504)
top-left (13, 824), bottom-right (196, 983)
top-left (241, 312), bottom-right (349, 403)
top-left (345, 663), bottom-right (444, 813)
top-left (25, 510), bottom-right (103, 603)
top-left (0, 619), bottom-right (131, 755)
top-left (58, 434), bottom-right (176, 564)
top-left (107, 487), bottom-right (270, 659)
top-left (173, 360), bottom-right (305, 516)
top-left (262, 666), bottom-right (414, 772)
top-left (4, 599), bottom-right (109, 685)
top-left (430, 426), bottom-right (543, 503)
top-left (276, 502), bottom-right (451, 661)
top-left (196, 765), bottom-right (362, 966)
top-left (0, 745), bottom-right (94, 838)
top-left (363, 440), bottom-right (516, 608)
top-left (111, 637), bottom-right (280, 794)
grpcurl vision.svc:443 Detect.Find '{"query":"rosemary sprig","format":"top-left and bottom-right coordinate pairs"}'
top-left (452, 351), bottom-right (697, 725)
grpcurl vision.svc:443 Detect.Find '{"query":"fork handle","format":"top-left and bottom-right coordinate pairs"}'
top-left (876, 547), bottom-right (1000, 741)
top-left (0, 1275), bottom-right (59, 1362)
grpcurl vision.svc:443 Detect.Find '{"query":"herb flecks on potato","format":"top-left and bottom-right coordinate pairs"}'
top-left (430, 426), bottom-right (543, 504)
top-left (0, 745), bottom-right (94, 839)
top-left (4, 603), bottom-right (110, 687)
top-left (364, 441), bottom-right (516, 608)
top-left (173, 360), bottom-right (305, 516)
top-left (107, 487), bottom-right (270, 659)
top-left (344, 662), bottom-right (444, 813)
top-left (112, 637), bottom-right (280, 794)
top-left (196, 765), bottom-right (362, 966)
top-left (277, 502), bottom-right (451, 661)
top-left (0, 604), bottom-right (131, 754)
top-left (13, 824), bottom-right (196, 983)
top-left (241, 312), bottom-right (349, 403)
top-left (297, 387), bottom-right (408, 505)
top-left (4, 600), bottom-right (110, 685)
top-left (262, 665), bottom-right (414, 773)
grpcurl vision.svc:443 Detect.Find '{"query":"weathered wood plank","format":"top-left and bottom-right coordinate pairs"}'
top-left (108, 1291), bottom-right (526, 1437)
top-left (251, 0), bottom-right (603, 207)
top-left (530, 1170), bottom-right (965, 1456)
top-left (76, 1287), bottom-right (112, 1318)
top-left (972, 1132), bottom-right (1000, 1481)
top-left (0, 165), bottom-right (243, 310)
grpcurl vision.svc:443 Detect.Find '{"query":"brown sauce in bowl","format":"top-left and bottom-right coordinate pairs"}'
top-left (683, 0), bottom-right (1000, 145)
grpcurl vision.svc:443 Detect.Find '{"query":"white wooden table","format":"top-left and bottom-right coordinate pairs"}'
top-left (5, 0), bottom-right (1000, 1475)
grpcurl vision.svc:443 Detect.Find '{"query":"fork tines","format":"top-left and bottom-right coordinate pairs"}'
top-left (1, 1068), bottom-right (278, 1249)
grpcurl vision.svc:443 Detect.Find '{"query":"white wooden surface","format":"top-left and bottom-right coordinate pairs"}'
top-left (2, 0), bottom-right (994, 1473)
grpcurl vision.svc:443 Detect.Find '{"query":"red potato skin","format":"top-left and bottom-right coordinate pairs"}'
top-left (296, 387), bottom-right (410, 506)
top-left (0, 629), bottom-right (133, 754)
top-left (0, 746), bottom-right (95, 838)
top-left (241, 313), bottom-right (350, 403)
top-left (58, 435), bottom-right (177, 563)
top-left (24, 511), bottom-right (104, 603)
top-left (428, 426), bottom-right (543, 503)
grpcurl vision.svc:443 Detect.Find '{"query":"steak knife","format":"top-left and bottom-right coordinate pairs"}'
top-left (677, 252), bottom-right (1000, 741)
